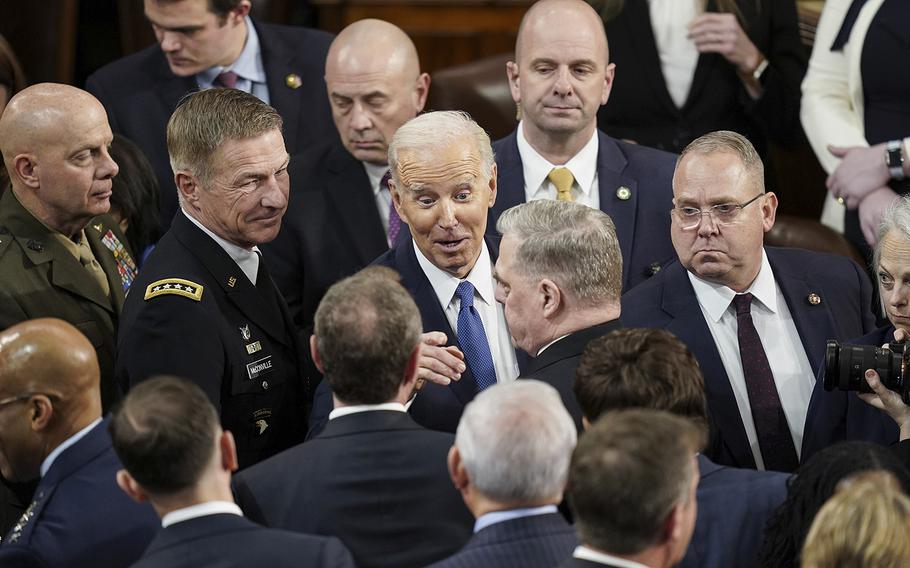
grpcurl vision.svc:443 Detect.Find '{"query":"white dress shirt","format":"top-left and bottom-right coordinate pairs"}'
top-left (688, 250), bottom-right (815, 469)
top-left (647, 0), bottom-right (701, 108)
top-left (516, 121), bottom-right (600, 209)
top-left (364, 161), bottom-right (392, 236)
top-left (196, 16), bottom-right (270, 104)
top-left (329, 402), bottom-right (406, 421)
top-left (184, 210), bottom-right (260, 285)
top-left (473, 505), bottom-right (558, 533)
top-left (572, 546), bottom-right (650, 568)
top-left (40, 417), bottom-right (103, 478)
top-left (414, 241), bottom-right (520, 385)
top-left (161, 501), bottom-right (243, 528)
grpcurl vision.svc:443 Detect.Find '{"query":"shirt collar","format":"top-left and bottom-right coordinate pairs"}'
top-left (413, 240), bottom-right (495, 309)
top-left (573, 546), bottom-right (651, 568)
top-left (196, 16), bottom-right (264, 86)
top-left (474, 505), bottom-right (558, 533)
top-left (687, 249), bottom-right (777, 323)
top-left (329, 402), bottom-right (407, 420)
top-left (161, 501), bottom-right (243, 528)
top-left (363, 162), bottom-right (390, 196)
top-left (516, 121), bottom-right (599, 197)
top-left (182, 210), bottom-right (260, 285)
top-left (40, 417), bottom-right (103, 478)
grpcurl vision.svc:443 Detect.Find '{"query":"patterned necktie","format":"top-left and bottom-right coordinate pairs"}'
top-left (455, 281), bottom-right (497, 391)
top-left (732, 293), bottom-right (799, 472)
top-left (382, 170), bottom-right (402, 248)
top-left (214, 71), bottom-right (239, 89)
top-left (548, 167), bottom-right (575, 202)
top-left (78, 235), bottom-right (110, 297)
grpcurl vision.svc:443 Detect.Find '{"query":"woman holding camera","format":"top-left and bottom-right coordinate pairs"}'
top-left (802, 196), bottom-right (910, 462)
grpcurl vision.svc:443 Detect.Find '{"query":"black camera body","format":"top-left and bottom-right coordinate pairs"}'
top-left (823, 340), bottom-right (910, 403)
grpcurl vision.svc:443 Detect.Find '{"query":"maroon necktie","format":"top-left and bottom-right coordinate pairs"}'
top-left (214, 71), bottom-right (239, 89)
top-left (382, 170), bottom-right (401, 247)
top-left (732, 293), bottom-right (799, 472)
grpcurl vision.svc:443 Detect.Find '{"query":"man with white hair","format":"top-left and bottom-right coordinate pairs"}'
top-left (494, 200), bottom-right (622, 430)
top-left (429, 380), bottom-right (578, 568)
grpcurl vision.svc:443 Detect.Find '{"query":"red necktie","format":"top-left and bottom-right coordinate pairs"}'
top-left (214, 71), bottom-right (239, 89)
top-left (732, 293), bottom-right (799, 472)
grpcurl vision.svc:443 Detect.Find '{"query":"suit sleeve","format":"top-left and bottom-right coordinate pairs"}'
top-left (118, 294), bottom-right (226, 410)
top-left (748, 0), bottom-right (808, 144)
top-left (321, 536), bottom-right (358, 568)
top-left (0, 546), bottom-right (49, 568)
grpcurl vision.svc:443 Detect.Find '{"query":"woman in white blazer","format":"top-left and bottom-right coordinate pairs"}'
top-left (801, 0), bottom-right (910, 249)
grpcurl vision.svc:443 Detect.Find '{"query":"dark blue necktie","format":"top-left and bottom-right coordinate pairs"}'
top-left (455, 281), bottom-right (497, 391)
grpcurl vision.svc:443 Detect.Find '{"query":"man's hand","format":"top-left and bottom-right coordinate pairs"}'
top-left (858, 187), bottom-right (899, 246)
top-left (688, 13), bottom-right (762, 75)
top-left (826, 143), bottom-right (890, 209)
top-left (416, 331), bottom-right (465, 387)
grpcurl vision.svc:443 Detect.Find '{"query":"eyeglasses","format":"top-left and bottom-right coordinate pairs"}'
top-left (0, 393), bottom-right (56, 411)
top-left (670, 193), bottom-right (764, 230)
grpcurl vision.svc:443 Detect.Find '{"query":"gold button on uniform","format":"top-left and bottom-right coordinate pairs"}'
top-left (807, 293), bottom-right (821, 305)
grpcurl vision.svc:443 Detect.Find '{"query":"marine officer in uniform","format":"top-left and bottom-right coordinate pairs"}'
top-left (0, 83), bottom-right (137, 412)
top-left (116, 88), bottom-right (308, 469)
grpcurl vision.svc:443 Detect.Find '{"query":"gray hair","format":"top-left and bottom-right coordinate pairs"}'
top-left (456, 380), bottom-right (577, 504)
top-left (496, 200), bottom-right (622, 304)
top-left (167, 88), bottom-right (283, 185)
top-left (677, 130), bottom-right (765, 193)
top-left (874, 196), bottom-right (910, 274)
top-left (387, 111), bottom-right (495, 189)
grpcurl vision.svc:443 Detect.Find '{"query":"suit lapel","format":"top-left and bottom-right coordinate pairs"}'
top-left (490, 131), bottom-right (527, 225)
top-left (259, 22), bottom-right (302, 155)
top-left (660, 263), bottom-right (755, 468)
top-left (596, 133), bottom-right (637, 288)
top-left (172, 214), bottom-right (289, 347)
top-left (626, 0), bottom-right (681, 113)
top-left (323, 146), bottom-right (389, 264)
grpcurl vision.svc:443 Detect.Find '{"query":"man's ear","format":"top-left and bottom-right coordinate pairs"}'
top-left (506, 60), bottom-right (521, 104)
top-left (309, 335), bottom-right (324, 374)
top-left (220, 430), bottom-right (239, 473)
top-left (487, 163), bottom-right (498, 208)
top-left (175, 171), bottom-right (201, 205)
top-left (539, 278), bottom-right (562, 318)
top-left (414, 73), bottom-right (431, 113)
top-left (448, 445), bottom-right (469, 491)
top-left (28, 395), bottom-right (54, 433)
top-left (761, 191), bottom-right (779, 233)
top-left (231, 0), bottom-right (252, 22)
top-left (12, 153), bottom-right (39, 189)
top-left (601, 62), bottom-right (616, 106)
top-left (402, 344), bottom-right (420, 391)
top-left (116, 469), bottom-right (149, 504)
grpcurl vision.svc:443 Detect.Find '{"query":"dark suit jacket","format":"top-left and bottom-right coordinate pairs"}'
top-left (427, 512), bottom-right (577, 568)
top-left (681, 454), bottom-right (788, 568)
top-left (117, 212), bottom-right (309, 469)
top-left (131, 513), bottom-right (356, 568)
top-left (0, 189), bottom-right (135, 411)
top-left (0, 419), bottom-right (158, 568)
top-left (598, 0), bottom-right (806, 155)
top-left (85, 21), bottom-right (336, 235)
top-left (491, 130), bottom-right (676, 291)
top-left (261, 141), bottom-right (399, 331)
top-left (233, 410), bottom-right (474, 568)
top-left (558, 557), bottom-right (624, 568)
top-left (521, 320), bottom-right (623, 431)
top-left (802, 325), bottom-right (900, 462)
top-left (621, 247), bottom-right (875, 469)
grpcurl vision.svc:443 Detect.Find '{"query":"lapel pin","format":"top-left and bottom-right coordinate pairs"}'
top-left (616, 186), bottom-right (632, 201)
top-left (807, 293), bottom-right (821, 306)
top-left (26, 239), bottom-right (43, 252)
top-left (285, 74), bottom-right (302, 89)
top-left (648, 262), bottom-right (662, 276)
top-left (228, 276), bottom-right (237, 288)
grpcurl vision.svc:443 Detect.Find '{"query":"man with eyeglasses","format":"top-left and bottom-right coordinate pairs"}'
top-left (622, 130), bottom-right (875, 473)
top-left (0, 318), bottom-right (158, 567)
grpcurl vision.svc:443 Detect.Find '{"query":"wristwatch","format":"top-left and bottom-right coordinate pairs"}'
top-left (886, 140), bottom-right (906, 181)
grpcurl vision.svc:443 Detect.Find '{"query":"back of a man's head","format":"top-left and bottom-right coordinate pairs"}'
top-left (456, 380), bottom-right (577, 506)
top-left (574, 328), bottom-right (709, 435)
top-left (109, 376), bottom-right (219, 496)
top-left (314, 266), bottom-right (422, 405)
top-left (569, 409), bottom-right (701, 564)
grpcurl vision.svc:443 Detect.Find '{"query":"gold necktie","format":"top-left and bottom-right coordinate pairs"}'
top-left (78, 235), bottom-right (110, 297)
top-left (548, 167), bottom-right (575, 202)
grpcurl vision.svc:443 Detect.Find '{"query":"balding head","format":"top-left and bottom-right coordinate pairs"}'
top-left (0, 83), bottom-right (118, 238)
top-left (508, 0), bottom-right (613, 163)
top-left (325, 19), bottom-right (430, 165)
top-left (0, 318), bottom-right (102, 481)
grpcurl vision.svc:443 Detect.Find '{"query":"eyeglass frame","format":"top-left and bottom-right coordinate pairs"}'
top-left (670, 192), bottom-right (765, 230)
top-left (0, 392), bottom-right (57, 411)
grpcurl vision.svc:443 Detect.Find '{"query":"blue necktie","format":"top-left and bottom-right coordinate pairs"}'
top-left (455, 281), bottom-right (497, 391)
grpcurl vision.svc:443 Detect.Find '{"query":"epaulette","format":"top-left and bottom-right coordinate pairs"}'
top-left (144, 278), bottom-right (204, 301)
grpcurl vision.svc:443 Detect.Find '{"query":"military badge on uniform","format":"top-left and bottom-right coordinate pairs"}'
top-left (101, 229), bottom-right (138, 291)
top-left (144, 278), bottom-right (204, 301)
top-left (246, 340), bottom-right (262, 355)
top-left (252, 408), bottom-right (272, 435)
top-left (239, 324), bottom-right (251, 340)
top-left (228, 276), bottom-right (237, 288)
top-left (246, 355), bottom-right (273, 381)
